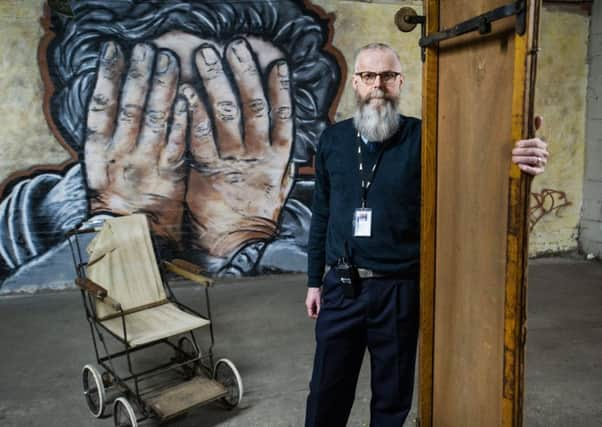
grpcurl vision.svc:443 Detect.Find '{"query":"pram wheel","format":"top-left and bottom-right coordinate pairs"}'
top-left (213, 358), bottom-right (243, 408)
top-left (82, 364), bottom-right (106, 418)
top-left (113, 396), bottom-right (138, 427)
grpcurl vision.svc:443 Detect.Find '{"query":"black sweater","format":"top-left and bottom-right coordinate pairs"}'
top-left (307, 115), bottom-right (421, 286)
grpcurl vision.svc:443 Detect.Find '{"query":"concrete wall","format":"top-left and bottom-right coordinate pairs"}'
top-left (0, 2), bottom-right (70, 180)
top-left (580, 0), bottom-right (602, 258)
top-left (0, 0), bottom-right (591, 291)
top-left (528, 4), bottom-right (590, 256)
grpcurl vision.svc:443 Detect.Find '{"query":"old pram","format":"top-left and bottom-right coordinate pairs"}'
top-left (67, 214), bottom-right (243, 426)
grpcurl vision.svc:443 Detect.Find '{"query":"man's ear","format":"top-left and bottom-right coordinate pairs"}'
top-left (352, 74), bottom-right (359, 91)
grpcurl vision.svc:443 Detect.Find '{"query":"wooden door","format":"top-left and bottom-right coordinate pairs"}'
top-left (419, 1), bottom-right (541, 426)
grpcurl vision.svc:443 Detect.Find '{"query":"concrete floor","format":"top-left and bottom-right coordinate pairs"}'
top-left (0, 256), bottom-right (600, 426)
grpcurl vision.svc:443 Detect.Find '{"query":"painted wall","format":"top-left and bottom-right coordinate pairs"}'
top-left (0, 0), bottom-right (591, 292)
top-left (0, 0), bottom-right (343, 291)
top-left (580, 0), bottom-right (602, 258)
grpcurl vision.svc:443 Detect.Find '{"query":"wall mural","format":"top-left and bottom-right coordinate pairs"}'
top-left (0, 0), bottom-right (342, 290)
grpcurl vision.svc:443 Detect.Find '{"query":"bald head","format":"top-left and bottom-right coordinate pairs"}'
top-left (353, 43), bottom-right (402, 73)
top-left (352, 42), bottom-right (404, 101)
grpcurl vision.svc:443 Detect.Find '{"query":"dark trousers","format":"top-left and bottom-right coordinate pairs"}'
top-left (305, 269), bottom-right (419, 427)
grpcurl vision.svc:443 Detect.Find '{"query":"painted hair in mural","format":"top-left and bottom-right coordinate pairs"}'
top-left (0, 0), bottom-right (341, 289)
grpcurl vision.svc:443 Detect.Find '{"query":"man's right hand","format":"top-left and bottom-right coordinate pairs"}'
top-left (85, 41), bottom-right (187, 241)
top-left (305, 287), bottom-right (322, 319)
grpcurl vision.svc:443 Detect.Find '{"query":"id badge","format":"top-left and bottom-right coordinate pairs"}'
top-left (353, 208), bottom-right (372, 237)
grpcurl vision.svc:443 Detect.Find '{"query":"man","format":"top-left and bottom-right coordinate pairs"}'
top-left (0, 0), bottom-right (340, 287)
top-left (304, 43), bottom-right (548, 426)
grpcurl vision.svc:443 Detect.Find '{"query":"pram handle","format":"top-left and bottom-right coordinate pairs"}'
top-left (163, 260), bottom-right (214, 287)
top-left (75, 277), bottom-right (122, 311)
top-left (171, 259), bottom-right (202, 274)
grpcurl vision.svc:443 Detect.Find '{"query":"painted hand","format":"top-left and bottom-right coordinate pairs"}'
top-left (85, 42), bottom-right (187, 241)
top-left (180, 38), bottom-right (294, 258)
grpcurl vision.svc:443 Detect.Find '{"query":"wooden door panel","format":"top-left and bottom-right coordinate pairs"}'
top-left (419, 1), bottom-right (541, 426)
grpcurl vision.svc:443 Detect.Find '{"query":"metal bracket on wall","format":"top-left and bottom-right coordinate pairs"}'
top-left (395, 7), bottom-right (427, 61)
top-left (395, 1), bottom-right (526, 62)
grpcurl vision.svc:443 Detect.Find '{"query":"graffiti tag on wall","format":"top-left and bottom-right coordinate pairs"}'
top-left (529, 188), bottom-right (572, 232)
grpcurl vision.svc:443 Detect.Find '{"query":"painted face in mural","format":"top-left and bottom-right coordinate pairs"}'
top-left (352, 48), bottom-right (404, 142)
top-left (86, 32), bottom-right (294, 257)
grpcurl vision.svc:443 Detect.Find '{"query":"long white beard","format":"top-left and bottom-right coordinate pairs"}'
top-left (353, 90), bottom-right (401, 142)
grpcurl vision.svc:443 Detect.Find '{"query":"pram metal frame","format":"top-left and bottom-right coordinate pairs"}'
top-left (67, 218), bottom-right (238, 423)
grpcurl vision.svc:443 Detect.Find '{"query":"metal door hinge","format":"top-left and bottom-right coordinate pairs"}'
top-left (420, 0), bottom-right (526, 48)
top-left (396, 1), bottom-right (527, 62)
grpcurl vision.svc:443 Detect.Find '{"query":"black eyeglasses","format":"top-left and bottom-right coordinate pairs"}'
top-left (354, 71), bottom-right (401, 84)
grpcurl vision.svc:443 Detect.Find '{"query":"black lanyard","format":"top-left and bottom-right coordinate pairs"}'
top-left (357, 132), bottom-right (386, 208)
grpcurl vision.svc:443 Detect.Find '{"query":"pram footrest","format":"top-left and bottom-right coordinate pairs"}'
top-left (148, 376), bottom-right (227, 420)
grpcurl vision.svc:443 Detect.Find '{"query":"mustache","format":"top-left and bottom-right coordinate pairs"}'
top-left (358, 89), bottom-right (398, 105)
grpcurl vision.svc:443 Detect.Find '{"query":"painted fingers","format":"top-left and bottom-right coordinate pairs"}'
top-left (182, 39), bottom-right (295, 257)
top-left (268, 60), bottom-right (294, 151)
top-left (85, 42), bottom-right (126, 189)
top-left (181, 38), bottom-right (294, 163)
top-left (226, 38), bottom-right (270, 156)
top-left (85, 41), bottom-right (187, 225)
top-left (84, 38), bottom-right (294, 251)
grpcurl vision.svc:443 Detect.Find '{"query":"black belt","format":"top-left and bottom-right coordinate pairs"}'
top-left (356, 268), bottom-right (388, 278)
top-left (325, 266), bottom-right (416, 280)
